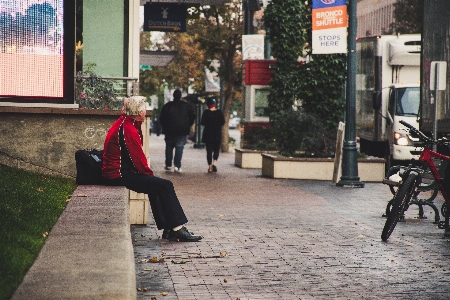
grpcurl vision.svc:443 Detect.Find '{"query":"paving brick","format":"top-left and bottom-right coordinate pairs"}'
top-left (131, 133), bottom-right (450, 300)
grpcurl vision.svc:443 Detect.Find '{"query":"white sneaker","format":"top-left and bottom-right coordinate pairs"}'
top-left (174, 167), bottom-right (182, 173)
top-left (165, 166), bottom-right (171, 171)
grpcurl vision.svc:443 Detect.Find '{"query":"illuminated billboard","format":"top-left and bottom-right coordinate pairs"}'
top-left (0, 0), bottom-right (73, 102)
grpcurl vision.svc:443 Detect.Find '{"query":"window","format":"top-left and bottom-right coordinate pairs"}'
top-left (395, 87), bottom-right (420, 116)
top-left (244, 85), bottom-right (270, 122)
top-left (254, 88), bottom-right (269, 117)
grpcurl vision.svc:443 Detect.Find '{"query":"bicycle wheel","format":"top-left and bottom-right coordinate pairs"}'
top-left (381, 172), bottom-right (419, 241)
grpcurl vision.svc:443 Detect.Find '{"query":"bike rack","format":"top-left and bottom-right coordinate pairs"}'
top-left (382, 179), bottom-right (441, 224)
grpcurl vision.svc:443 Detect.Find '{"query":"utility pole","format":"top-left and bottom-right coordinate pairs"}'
top-left (243, 0), bottom-right (261, 34)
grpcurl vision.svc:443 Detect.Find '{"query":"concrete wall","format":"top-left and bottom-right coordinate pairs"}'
top-left (0, 107), bottom-right (150, 178)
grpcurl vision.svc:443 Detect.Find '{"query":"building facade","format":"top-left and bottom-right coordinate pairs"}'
top-left (357, 0), bottom-right (396, 37)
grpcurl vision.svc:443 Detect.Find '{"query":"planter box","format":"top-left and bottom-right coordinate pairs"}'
top-left (235, 148), bottom-right (277, 168)
top-left (261, 153), bottom-right (385, 182)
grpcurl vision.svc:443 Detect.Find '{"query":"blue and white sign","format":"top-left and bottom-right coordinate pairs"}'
top-left (312, 0), bottom-right (346, 9)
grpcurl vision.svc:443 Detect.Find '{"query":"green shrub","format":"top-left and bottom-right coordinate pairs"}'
top-left (241, 111), bottom-right (336, 156)
top-left (75, 63), bottom-right (124, 110)
top-left (273, 110), bottom-right (336, 157)
top-left (241, 125), bottom-right (277, 151)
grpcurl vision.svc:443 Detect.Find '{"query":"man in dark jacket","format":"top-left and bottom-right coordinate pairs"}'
top-left (159, 89), bottom-right (196, 172)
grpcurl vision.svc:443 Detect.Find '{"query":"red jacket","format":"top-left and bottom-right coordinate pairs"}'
top-left (102, 115), bottom-right (154, 179)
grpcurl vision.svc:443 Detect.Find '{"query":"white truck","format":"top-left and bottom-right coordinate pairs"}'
top-left (356, 34), bottom-right (422, 167)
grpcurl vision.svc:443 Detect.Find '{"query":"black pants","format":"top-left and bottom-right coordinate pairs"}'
top-left (205, 140), bottom-right (221, 165)
top-left (106, 172), bottom-right (188, 230)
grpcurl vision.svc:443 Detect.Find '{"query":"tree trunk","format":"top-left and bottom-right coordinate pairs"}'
top-left (221, 98), bottom-right (232, 152)
top-left (220, 44), bottom-right (237, 152)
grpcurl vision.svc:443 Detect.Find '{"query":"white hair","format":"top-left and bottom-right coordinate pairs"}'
top-left (124, 96), bottom-right (146, 116)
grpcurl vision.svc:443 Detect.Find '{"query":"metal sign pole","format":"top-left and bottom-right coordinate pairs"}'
top-left (336, 0), bottom-right (364, 188)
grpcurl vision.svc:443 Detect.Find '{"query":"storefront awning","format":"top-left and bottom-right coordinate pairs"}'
top-left (140, 50), bottom-right (177, 67)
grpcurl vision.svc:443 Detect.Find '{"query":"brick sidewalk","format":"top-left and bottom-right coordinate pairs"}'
top-left (132, 133), bottom-right (450, 300)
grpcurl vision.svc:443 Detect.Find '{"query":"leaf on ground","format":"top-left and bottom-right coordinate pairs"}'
top-left (148, 257), bottom-right (165, 263)
top-left (160, 291), bottom-right (170, 296)
top-left (36, 187), bottom-right (44, 192)
top-left (73, 194), bottom-right (87, 197)
top-left (217, 214), bottom-right (225, 217)
top-left (171, 260), bottom-right (187, 264)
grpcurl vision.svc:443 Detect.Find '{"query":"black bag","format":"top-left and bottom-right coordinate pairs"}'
top-left (75, 149), bottom-right (105, 185)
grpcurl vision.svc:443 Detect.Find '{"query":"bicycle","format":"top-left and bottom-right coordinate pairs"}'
top-left (382, 162), bottom-right (443, 223)
top-left (381, 120), bottom-right (450, 241)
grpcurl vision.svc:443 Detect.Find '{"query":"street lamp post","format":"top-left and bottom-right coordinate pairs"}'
top-left (336, 0), bottom-right (364, 188)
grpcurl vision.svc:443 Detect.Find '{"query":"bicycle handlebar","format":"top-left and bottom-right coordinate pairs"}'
top-left (399, 120), bottom-right (450, 147)
top-left (399, 120), bottom-right (430, 142)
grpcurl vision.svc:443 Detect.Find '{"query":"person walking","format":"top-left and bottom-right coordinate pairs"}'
top-left (159, 89), bottom-right (196, 173)
top-left (201, 97), bottom-right (225, 173)
top-left (153, 116), bottom-right (162, 136)
top-left (102, 96), bottom-right (202, 242)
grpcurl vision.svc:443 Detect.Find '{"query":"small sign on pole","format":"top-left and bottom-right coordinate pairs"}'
top-left (242, 35), bottom-right (265, 60)
top-left (430, 61), bottom-right (447, 148)
top-left (430, 61), bottom-right (447, 91)
top-left (205, 60), bottom-right (220, 93)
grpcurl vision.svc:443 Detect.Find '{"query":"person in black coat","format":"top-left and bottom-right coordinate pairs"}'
top-left (201, 97), bottom-right (225, 173)
top-left (159, 89), bottom-right (196, 172)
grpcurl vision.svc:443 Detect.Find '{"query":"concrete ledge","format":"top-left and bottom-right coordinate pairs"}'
top-left (11, 185), bottom-right (137, 300)
top-left (129, 190), bottom-right (149, 225)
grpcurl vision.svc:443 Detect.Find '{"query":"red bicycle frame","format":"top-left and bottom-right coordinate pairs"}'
top-left (417, 145), bottom-right (450, 230)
